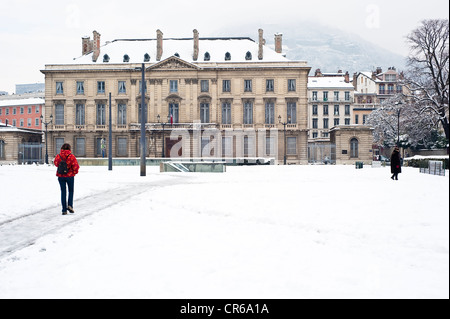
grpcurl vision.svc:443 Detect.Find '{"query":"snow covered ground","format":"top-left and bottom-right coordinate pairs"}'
top-left (0, 164), bottom-right (448, 299)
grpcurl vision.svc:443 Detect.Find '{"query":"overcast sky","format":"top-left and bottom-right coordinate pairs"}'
top-left (0, 0), bottom-right (448, 94)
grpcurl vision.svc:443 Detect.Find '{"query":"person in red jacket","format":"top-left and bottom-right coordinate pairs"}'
top-left (54, 143), bottom-right (80, 215)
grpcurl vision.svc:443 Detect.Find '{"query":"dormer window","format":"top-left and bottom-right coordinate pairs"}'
top-left (144, 53), bottom-right (150, 62)
top-left (225, 52), bottom-right (231, 61)
top-left (204, 52), bottom-right (210, 61)
top-left (174, 53), bottom-right (180, 58)
top-left (245, 51), bottom-right (252, 60)
top-left (103, 54), bottom-right (110, 63)
top-left (123, 54), bottom-right (130, 62)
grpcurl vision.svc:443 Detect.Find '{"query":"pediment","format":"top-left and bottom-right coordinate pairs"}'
top-left (147, 56), bottom-right (201, 71)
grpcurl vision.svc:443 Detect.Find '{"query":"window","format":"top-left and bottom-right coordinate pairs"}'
top-left (266, 79), bottom-right (274, 92)
top-left (118, 81), bottom-right (126, 94)
top-left (388, 84), bottom-right (394, 94)
top-left (323, 118), bottom-right (329, 129)
top-left (363, 115), bottom-right (368, 124)
top-left (204, 52), bottom-right (210, 61)
top-left (117, 138), bottom-right (127, 156)
top-left (56, 82), bottom-right (64, 94)
top-left (201, 137), bottom-right (211, 157)
top-left (345, 91), bottom-right (350, 101)
top-left (169, 103), bottom-right (179, 123)
top-left (334, 91), bottom-right (339, 101)
top-left (312, 105), bottom-right (318, 115)
top-left (27, 118), bottom-right (32, 127)
top-left (345, 118), bottom-right (350, 125)
top-left (170, 80), bottom-right (178, 93)
top-left (385, 74), bottom-right (396, 82)
top-left (312, 118), bottom-right (318, 129)
top-left (243, 136), bottom-right (255, 157)
top-left (225, 52), bottom-right (231, 61)
top-left (0, 140), bottom-right (5, 159)
top-left (334, 118), bottom-right (340, 126)
top-left (323, 91), bottom-right (328, 101)
top-left (97, 103), bottom-right (106, 125)
top-left (35, 118), bottom-right (39, 126)
top-left (288, 79), bottom-right (296, 92)
top-left (244, 80), bottom-right (252, 92)
top-left (20, 119), bottom-right (24, 127)
top-left (223, 80), bottom-right (231, 92)
top-left (245, 51), bottom-right (252, 60)
top-left (222, 136), bottom-right (232, 157)
top-left (323, 105), bottom-right (328, 115)
top-left (12, 119), bottom-right (16, 126)
top-left (287, 102), bottom-right (297, 123)
top-left (312, 91), bottom-right (318, 101)
top-left (97, 81), bottom-right (105, 94)
top-left (55, 104), bottom-right (64, 125)
top-left (5, 108), bottom-right (9, 115)
top-left (312, 132), bottom-right (318, 138)
top-left (334, 105), bottom-right (339, 116)
top-left (243, 101), bottom-right (253, 124)
top-left (379, 84), bottom-right (385, 94)
top-left (265, 102), bottom-right (275, 124)
top-left (36, 105), bottom-right (40, 113)
top-left (287, 137), bottom-right (297, 155)
top-left (350, 138), bottom-right (358, 158)
top-left (13, 108), bottom-right (16, 115)
top-left (20, 107), bottom-right (24, 114)
top-left (322, 132), bottom-right (329, 138)
top-left (222, 102), bottom-right (231, 125)
top-left (201, 80), bottom-right (209, 92)
top-left (118, 104), bottom-right (127, 125)
top-left (76, 81), bottom-right (84, 95)
top-left (355, 114), bottom-right (359, 124)
top-left (75, 104), bottom-right (85, 125)
top-left (28, 106), bottom-right (32, 114)
top-left (345, 105), bottom-right (350, 115)
top-left (200, 103), bottom-right (210, 123)
top-left (95, 138), bottom-right (103, 156)
top-left (55, 138), bottom-right (64, 154)
top-left (76, 138), bottom-right (86, 156)
top-left (265, 137), bottom-right (275, 156)
top-left (396, 85), bottom-right (402, 93)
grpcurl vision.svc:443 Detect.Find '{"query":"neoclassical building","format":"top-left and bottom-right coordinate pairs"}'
top-left (41, 30), bottom-right (311, 164)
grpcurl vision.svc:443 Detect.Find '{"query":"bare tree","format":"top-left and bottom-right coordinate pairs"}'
top-left (404, 19), bottom-right (449, 150)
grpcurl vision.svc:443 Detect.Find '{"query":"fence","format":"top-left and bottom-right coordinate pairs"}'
top-left (419, 160), bottom-right (446, 176)
top-left (18, 143), bottom-right (44, 164)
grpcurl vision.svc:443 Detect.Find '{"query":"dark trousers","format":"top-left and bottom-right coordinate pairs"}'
top-left (58, 177), bottom-right (74, 212)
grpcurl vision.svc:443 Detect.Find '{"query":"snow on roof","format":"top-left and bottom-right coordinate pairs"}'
top-left (0, 98), bottom-right (45, 107)
top-left (0, 125), bottom-right (42, 134)
top-left (69, 37), bottom-right (289, 65)
top-left (308, 76), bottom-right (355, 89)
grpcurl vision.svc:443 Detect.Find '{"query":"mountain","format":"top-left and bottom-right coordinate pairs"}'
top-left (216, 21), bottom-right (407, 75)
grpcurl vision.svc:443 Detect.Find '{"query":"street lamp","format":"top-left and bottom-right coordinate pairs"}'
top-left (278, 115), bottom-right (291, 165)
top-left (40, 114), bottom-right (53, 164)
top-left (135, 63), bottom-right (147, 176)
top-left (157, 114), bottom-right (171, 158)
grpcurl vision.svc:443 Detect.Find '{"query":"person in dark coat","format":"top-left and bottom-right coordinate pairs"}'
top-left (54, 143), bottom-right (80, 215)
top-left (390, 146), bottom-right (402, 180)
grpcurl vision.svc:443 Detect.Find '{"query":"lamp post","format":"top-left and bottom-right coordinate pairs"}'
top-left (135, 63), bottom-right (146, 176)
top-left (395, 101), bottom-right (402, 146)
top-left (40, 114), bottom-right (53, 164)
top-left (157, 114), bottom-right (171, 158)
top-left (278, 115), bottom-right (291, 165)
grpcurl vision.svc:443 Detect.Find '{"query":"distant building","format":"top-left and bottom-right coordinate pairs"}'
top-left (0, 98), bottom-right (45, 130)
top-left (15, 83), bottom-right (45, 95)
top-left (0, 91), bottom-right (8, 96)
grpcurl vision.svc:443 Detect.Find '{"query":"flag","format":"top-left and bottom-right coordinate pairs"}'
top-left (170, 113), bottom-right (173, 125)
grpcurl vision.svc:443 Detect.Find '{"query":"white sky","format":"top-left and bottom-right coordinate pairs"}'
top-left (0, 0), bottom-right (448, 94)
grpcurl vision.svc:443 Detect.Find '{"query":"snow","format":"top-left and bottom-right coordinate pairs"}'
top-left (0, 98), bottom-right (45, 107)
top-left (308, 76), bottom-right (355, 89)
top-left (0, 164), bottom-right (448, 299)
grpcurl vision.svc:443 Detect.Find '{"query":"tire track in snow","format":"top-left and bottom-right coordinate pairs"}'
top-left (0, 176), bottom-right (187, 259)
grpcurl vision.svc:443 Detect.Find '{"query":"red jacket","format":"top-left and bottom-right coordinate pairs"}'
top-left (54, 149), bottom-right (80, 177)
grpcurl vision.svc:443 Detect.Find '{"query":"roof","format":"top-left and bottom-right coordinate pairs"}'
top-left (69, 37), bottom-right (289, 65)
top-left (0, 125), bottom-right (42, 134)
top-left (308, 76), bottom-right (355, 89)
top-left (0, 98), bottom-right (45, 108)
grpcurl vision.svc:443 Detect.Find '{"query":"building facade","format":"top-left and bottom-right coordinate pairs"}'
top-left (41, 30), bottom-right (311, 164)
top-left (0, 98), bottom-right (45, 130)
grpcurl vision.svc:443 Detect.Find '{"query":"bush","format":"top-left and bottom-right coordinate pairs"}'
top-left (405, 158), bottom-right (449, 169)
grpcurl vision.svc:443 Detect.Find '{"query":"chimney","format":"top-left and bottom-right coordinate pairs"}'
top-left (376, 67), bottom-right (382, 74)
top-left (157, 29), bottom-right (163, 61)
top-left (258, 29), bottom-right (265, 60)
top-left (315, 69), bottom-right (323, 77)
top-left (193, 29), bottom-right (199, 61)
top-left (92, 31), bottom-right (101, 62)
top-left (274, 33), bottom-right (283, 54)
top-left (344, 71), bottom-right (350, 83)
top-left (82, 36), bottom-right (91, 56)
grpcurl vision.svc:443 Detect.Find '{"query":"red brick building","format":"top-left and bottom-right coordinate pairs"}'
top-left (0, 98), bottom-right (44, 130)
